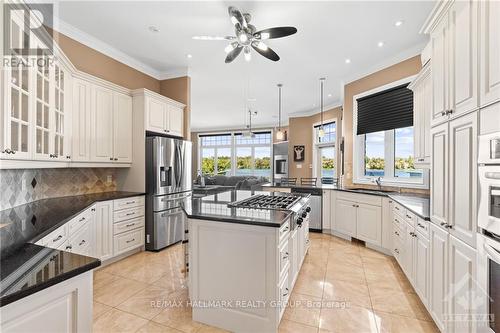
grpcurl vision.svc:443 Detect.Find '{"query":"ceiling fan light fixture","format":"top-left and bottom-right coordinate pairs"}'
top-left (260, 32), bottom-right (270, 40)
top-left (224, 43), bottom-right (237, 53)
top-left (230, 16), bottom-right (238, 25)
top-left (244, 47), bottom-right (252, 61)
top-left (238, 33), bottom-right (248, 43)
top-left (256, 41), bottom-right (268, 51)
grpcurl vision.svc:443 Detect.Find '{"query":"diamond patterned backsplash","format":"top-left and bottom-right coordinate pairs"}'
top-left (0, 168), bottom-right (118, 210)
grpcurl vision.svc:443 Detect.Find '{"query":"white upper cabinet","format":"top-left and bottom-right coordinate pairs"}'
top-left (480, 0), bottom-right (500, 106)
top-left (113, 93), bottom-right (133, 163)
top-left (409, 62), bottom-right (432, 167)
top-left (72, 79), bottom-right (91, 162)
top-left (139, 90), bottom-right (185, 137)
top-left (448, 112), bottom-right (477, 248)
top-left (90, 85), bottom-right (114, 162)
top-left (146, 97), bottom-right (168, 134)
top-left (430, 123), bottom-right (449, 228)
top-left (430, 16), bottom-right (449, 127)
top-left (449, 0), bottom-right (479, 117)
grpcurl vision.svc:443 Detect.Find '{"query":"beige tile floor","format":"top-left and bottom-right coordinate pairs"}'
top-left (92, 233), bottom-right (439, 333)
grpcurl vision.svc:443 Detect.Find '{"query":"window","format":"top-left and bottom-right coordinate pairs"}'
top-left (395, 127), bottom-right (422, 179)
top-left (313, 121), bottom-right (337, 179)
top-left (198, 131), bottom-right (272, 180)
top-left (364, 131), bottom-right (385, 177)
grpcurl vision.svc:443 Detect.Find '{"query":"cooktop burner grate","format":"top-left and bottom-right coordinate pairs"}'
top-left (228, 194), bottom-right (302, 210)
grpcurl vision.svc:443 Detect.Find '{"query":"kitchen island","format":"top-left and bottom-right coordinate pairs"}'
top-left (182, 190), bottom-right (311, 333)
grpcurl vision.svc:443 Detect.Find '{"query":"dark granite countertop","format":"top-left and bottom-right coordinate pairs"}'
top-left (182, 190), bottom-right (298, 227)
top-left (0, 191), bottom-right (144, 306)
top-left (261, 183), bottom-right (430, 220)
top-left (0, 243), bottom-right (100, 307)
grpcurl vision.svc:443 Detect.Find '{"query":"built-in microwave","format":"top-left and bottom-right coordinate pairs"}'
top-left (477, 232), bottom-right (500, 333)
top-left (479, 166), bottom-right (500, 236)
top-left (479, 132), bottom-right (500, 165)
top-left (274, 155), bottom-right (288, 180)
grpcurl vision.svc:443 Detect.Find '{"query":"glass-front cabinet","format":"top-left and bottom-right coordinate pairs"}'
top-left (2, 10), bottom-right (72, 161)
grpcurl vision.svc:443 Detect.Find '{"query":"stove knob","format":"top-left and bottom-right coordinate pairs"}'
top-left (301, 212), bottom-right (308, 218)
top-left (297, 217), bottom-right (303, 225)
top-left (305, 207), bottom-right (311, 213)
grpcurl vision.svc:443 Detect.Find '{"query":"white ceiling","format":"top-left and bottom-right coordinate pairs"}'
top-left (49, 1), bottom-right (434, 131)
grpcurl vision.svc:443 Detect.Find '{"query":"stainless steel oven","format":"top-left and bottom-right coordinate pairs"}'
top-left (479, 166), bottom-right (500, 236)
top-left (478, 232), bottom-right (500, 333)
top-left (479, 133), bottom-right (500, 165)
top-left (274, 154), bottom-right (288, 181)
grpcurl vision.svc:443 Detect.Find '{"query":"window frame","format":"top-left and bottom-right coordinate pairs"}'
top-left (352, 76), bottom-right (429, 189)
top-left (197, 130), bottom-right (273, 179)
top-left (312, 118), bottom-right (338, 179)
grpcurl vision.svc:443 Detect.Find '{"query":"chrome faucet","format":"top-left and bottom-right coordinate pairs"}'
top-left (375, 177), bottom-right (382, 190)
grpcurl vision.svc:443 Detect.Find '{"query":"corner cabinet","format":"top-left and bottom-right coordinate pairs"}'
top-left (408, 62), bottom-right (431, 168)
top-left (139, 89), bottom-right (185, 137)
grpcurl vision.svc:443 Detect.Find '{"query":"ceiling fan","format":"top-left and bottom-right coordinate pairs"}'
top-left (192, 6), bottom-right (297, 63)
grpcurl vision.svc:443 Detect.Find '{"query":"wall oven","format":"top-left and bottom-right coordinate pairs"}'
top-left (478, 232), bottom-right (500, 333)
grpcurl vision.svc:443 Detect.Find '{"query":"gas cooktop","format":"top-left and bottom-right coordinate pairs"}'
top-left (227, 194), bottom-right (302, 211)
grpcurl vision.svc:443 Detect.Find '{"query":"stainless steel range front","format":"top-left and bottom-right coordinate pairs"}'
top-left (145, 136), bottom-right (192, 251)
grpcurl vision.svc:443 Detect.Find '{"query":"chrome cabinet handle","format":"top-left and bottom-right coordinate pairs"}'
top-left (394, 231), bottom-right (400, 236)
top-left (126, 238), bottom-right (136, 243)
top-left (394, 248), bottom-right (400, 254)
top-left (66, 245), bottom-right (72, 250)
top-left (441, 111), bottom-right (446, 116)
top-left (395, 206), bottom-right (400, 211)
top-left (417, 223), bottom-right (425, 229)
top-left (126, 201), bottom-right (135, 204)
top-left (66, 155), bottom-right (71, 159)
top-left (79, 217), bottom-right (86, 222)
top-left (282, 287), bottom-right (289, 297)
top-left (126, 223), bottom-right (135, 227)
top-left (125, 212), bottom-right (135, 216)
top-left (53, 235), bottom-right (63, 242)
top-left (282, 252), bottom-right (289, 260)
top-left (109, 157), bottom-right (114, 161)
top-left (79, 240), bottom-right (86, 246)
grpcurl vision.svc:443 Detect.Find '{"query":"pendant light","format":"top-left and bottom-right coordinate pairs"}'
top-left (244, 110), bottom-right (256, 138)
top-left (276, 83), bottom-right (285, 141)
top-left (318, 77), bottom-right (326, 138)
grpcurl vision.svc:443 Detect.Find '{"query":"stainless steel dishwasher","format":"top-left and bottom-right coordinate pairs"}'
top-left (292, 187), bottom-right (322, 231)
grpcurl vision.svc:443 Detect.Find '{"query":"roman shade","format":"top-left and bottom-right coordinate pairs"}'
top-left (356, 83), bottom-right (413, 135)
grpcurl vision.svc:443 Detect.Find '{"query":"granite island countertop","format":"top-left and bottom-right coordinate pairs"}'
top-left (0, 191), bottom-right (145, 307)
top-left (182, 190), bottom-right (307, 227)
top-left (262, 183), bottom-right (430, 220)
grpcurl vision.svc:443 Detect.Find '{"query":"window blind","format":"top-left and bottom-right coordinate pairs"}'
top-left (356, 83), bottom-right (413, 135)
top-left (313, 121), bottom-right (335, 129)
top-left (198, 133), bottom-right (231, 138)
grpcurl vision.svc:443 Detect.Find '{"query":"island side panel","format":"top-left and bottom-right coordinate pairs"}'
top-left (189, 218), bottom-right (280, 332)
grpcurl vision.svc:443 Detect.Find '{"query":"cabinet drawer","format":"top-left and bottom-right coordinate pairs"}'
top-left (67, 206), bottom-right (93, 234)
top-left (278, 273), bottom-right (290, 319)
top-left (41, 225), bottom-right (68, 249)
top-left (337, 191), bottom-right (382, 206)
top-left (113, 206), bottom-right (145, 223)
top-left (393, 202), bottom-right (406, 216)
top-left (392, 222), bottom-right (405, 244)
top-left (415, 218), bottom-right (429, 239)
top-left (279, 220), bottom-right (290, 244)
top-left (68, 222), bottom-right (93, 255)
top-left (113, 228), bottom-right (144, 256)
top-left (392, 214), bottom-right (405, 230)
top-left (114, 217), bottom-right (145, 235)
top-left (113, 196), bottom-right (145, 211)
top-left (404, 211), bottom-right (417, 226)
top-left (279, 240), bottom-right (290, 279)
top-left (392, 237), bottom-right (403, 265)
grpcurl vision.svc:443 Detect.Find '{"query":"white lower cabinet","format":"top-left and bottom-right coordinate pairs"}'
top-left (429, 223), bottom-right (448, 332)
top-left (356, 203), bottom-right (382, 246)
top-left (335, 199), bottom-right (357, 237)
top-left (95, 201), bottom-right (114, 260)
top-left (414, 230), bottom-right (430, 307)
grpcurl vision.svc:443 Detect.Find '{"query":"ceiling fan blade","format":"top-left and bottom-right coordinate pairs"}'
top-left (192, 36), bottom-right (235, 41)
top-left (251, 43), bottom-right (280, 62)
top-left (225, 45), bottom-right (243, 63)
top-left (254, 26), bottom-right (297, 39)
top-left (228, 6), bottom-right (247, 28)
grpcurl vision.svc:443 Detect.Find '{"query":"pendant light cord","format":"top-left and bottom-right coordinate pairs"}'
top-left (320, 78), bottom-right (324, 127)
top-left (278, 84), bottom-right (282, 131)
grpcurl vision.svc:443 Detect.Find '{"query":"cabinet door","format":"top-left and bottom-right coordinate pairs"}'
top-left (68, 219), bottom-right (93, 256)
top-left (146, 97), bottom-right (167, 134)
top-left (448, 112), bottom-right (477, 248)
top-left (413, 82), bottom-right (423, 162)
top-left (448, 235), bottom-right (477, 333)
top-left (167, 105), bottom-right (184, 137)
top-left (322, 190), bottom-right (331, 231)
top-left (449, 0), bottom-right (479, 117)
top-left (431, 16), bottom-right (450, 127)
top-left (52, 64), bottom-right (72, 161)
top-left (480, 0), bottom-right (500, 107)
top-left (1, 14), bottom-right (31, 159)
top-left (72, 79), bottom-right (91, 162)
top-left (356, 203), bottom-right (382, 246)
top-left (33, 58), bottom-right (52, 160)
top-left (91, 85), bottom-right (114, 162)
top-left (430, 123), bottom-right (449, 227)
top-left (414, 233), bottom-right (430, 307)
top-left (429, 222), bottom-right (448, 332)
top-left (335, 199), bottom-right (357, 237)
top-left (94, 202), bottom-right (113, 260)
top-left (113, 93), bottom-right (133, 163)
top-left (422, 67), bottom-right (432, 162)
top-left (402, 224), bottom-right (414, 281)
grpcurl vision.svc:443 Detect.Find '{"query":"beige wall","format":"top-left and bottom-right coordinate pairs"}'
top-left (342, 55), bottom-right (428, 194)
top-left (288, 107), bottom-right (343, 179)
top-left (160, 76), bottom-right (191, 140)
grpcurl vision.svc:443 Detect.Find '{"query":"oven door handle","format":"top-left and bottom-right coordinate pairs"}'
top-left (484, 242), bottom-right (500, 263)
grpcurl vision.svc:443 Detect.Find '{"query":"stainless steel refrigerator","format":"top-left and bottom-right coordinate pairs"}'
top-left (145, 136), bottom-right (192, 251)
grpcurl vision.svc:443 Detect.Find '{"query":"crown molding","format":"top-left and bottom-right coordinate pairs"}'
top-left (342, 42), bottom-right (427, 85)
top-left (158, 67), bottom-right (190, 80)
top-left (287, 102), bottom-right (343, 118)
top-left (190, 124), bottom-right (283, 133)
top-left (420, 0), bottom-right (454, 34)
top-left (54, 18), bottom-right (165, 79)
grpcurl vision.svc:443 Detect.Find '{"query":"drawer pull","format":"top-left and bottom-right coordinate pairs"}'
top-left (79, 217), bottom-right (86, 222)
top-left (394, 231), bottom-right (400, 236)
top-left (125, 212), bottom-right (135, 216)
top-left (66, 245), bottom-right (72, 250)
top-left (282, 287), bottom-right (289, 297)
top-left (406, 214), bottom-right (412, 219)
top-left (126, 201), bottom-right (135, 205)
top-left (282, 226), bottom-right (289, 232)
top-left (126, 238), bottom-right (136, 243)
top-left (394, 218), bottom-right (400, 224)
top-left (417, 223), bottom-right (426, 229)
top-left (394, 248), bottom-right (400, 254)
top-left (125, 223), bottom-right (135, 227)
top-left (53, 235), bottom-right (63, 242)
top-left (79, 240), bottom-right (86, 246)
top-left (282, 252), bottom-right (289, 260)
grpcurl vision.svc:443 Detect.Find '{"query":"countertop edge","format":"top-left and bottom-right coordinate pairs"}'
top-left (0, 258), bottom-right (100, 307)
top-left (183, 210), bottom-right (292, 228)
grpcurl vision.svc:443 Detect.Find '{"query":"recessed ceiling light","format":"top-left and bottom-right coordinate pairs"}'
top-left (148, 26), bottom-right (159, 33)
top-left (186, 54), bottom-right (193, 59)
top-left (345, 58), bottom-right (351, 64)
top-left (395, 20), bottom-right (404, 27)
top-left (328, 94), bottom-right (332, 97)
top-left (378, 41), bottom-right (385, 47)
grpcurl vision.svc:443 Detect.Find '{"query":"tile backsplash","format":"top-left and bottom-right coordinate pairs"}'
top-left (0, 168), bottom-right (118, 210)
